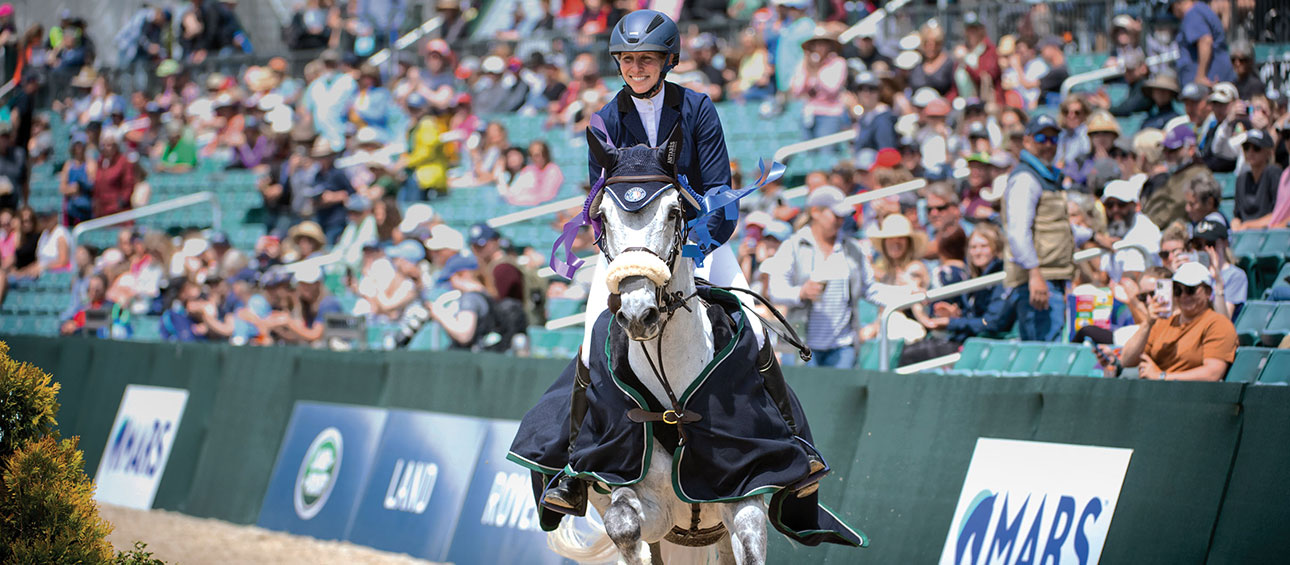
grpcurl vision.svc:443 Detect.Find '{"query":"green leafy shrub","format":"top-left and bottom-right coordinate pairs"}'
top-left (0, 341), bottom-right (165, 564)
top-left (115, 541), bottom-right (166, 565)
top-left (0, 436), bottom-right (115, 563)
top-left (0, 342), bottom-right (60, 460)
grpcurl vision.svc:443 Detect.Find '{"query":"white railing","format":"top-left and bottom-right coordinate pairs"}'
top-left (281, 250), bottom-right (344, 275)
top-left (876, 242), bottom-right (1152, 371)
top-left (366, 16), bottom-right (445, 67)
top-left (772, 131), bottom-right (854, 163)
top-left (70, 192), bottom-right (222, 249)
top-left (895, 352), bottom-right (960, 375)
top-left (545, 312), bottom-right (586, 330)
top-left (1060, 50), bottom-right (1181, 97)
top-left (839, 0), bottom-right (913, 43)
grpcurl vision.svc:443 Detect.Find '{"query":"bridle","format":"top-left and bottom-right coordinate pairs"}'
top-left (596, 173), bottom-right (695, 321)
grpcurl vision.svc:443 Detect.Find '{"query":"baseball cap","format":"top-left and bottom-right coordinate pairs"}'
top-left (1025, 114), bottom-right (1060, 136)
top-left (763, 220), bottom-right (793, 242)
top-left (1191, 219), bottom-right (1229, 242)
top-left (1101, 175), bottom-right (1145, 203)
top-left (744, 210), bottom-right (773, 228)
top-left (293, 264), bottom-right (324, 285)
top-left (1208, 82), bottom-right (1237, 104)
top-left (424, 224), bottom-right (465, 252)
top-left (924, 98), bottom-right (952, 117)
top-left (398, 203), bottom-right (436, 233)
top-left (1241, 129), bottom-right (1274, 149)
top-left (468, 222), bottom-right (500, 247)
top-left (806, 186), bottom-right (853, 217)
top-left (1162, 122), bottom-right (1197, 150)
top-left (386, 240), bottom-right (426, 263)
top-left (261, 267), bottom-right (292, 287)
top-left (1179, 83), bottom-right (1210, 102)
top-left (1173, 262), bottom-right (1214, 287)
top-left (346, 194), bottom-right (372, 212)
top-left (855, 71), bottom-right (880, 88)
top-left (437, 255), bottom-right (479, 283)
top-left (967, 121), bottom-right (990, 139)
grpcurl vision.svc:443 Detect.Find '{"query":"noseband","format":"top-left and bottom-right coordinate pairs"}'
top-left (599, 174), bottom-right (694, 320)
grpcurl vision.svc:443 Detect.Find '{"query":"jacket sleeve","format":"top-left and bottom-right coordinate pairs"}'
top-left (692, 94), bottom-right (735, 245)
top-left (946, 284), bottom-right (1015, 338)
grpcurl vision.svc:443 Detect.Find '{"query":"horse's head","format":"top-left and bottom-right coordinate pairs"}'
top-left (589, 125), bottom-right (699, 341)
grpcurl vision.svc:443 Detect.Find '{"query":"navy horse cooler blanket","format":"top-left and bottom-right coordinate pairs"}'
top-left (508, 287), bottom-right (867, 548)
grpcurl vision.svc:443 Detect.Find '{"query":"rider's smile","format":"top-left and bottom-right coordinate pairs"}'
top-left (617, 52), bottom-right (664, 95)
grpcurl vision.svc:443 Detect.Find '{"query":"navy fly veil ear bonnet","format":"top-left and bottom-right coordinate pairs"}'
top-left (549, 114), bottom-right (785, 279)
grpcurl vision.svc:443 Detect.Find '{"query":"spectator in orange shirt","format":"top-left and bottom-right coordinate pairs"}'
top-left (1119, 262), bottom-right (1238, 381)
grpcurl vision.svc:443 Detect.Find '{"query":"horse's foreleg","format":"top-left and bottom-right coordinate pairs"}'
top-left (604, 487), bottom-right (653, 565)
top-left (719, 498), bottom-right (768, 565)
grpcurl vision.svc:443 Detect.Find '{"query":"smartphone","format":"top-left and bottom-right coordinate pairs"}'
top-left (1155, 282), bottom-right (1173, 313)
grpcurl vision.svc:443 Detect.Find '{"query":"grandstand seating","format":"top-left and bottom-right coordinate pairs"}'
top-left (1235, 301), bottom-right (1281, 346)
top-left (946, 338), bottom-right (1103, 378)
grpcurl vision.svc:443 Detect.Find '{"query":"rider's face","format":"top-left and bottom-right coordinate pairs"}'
top-left (617, 52), bottom-right (666, 95)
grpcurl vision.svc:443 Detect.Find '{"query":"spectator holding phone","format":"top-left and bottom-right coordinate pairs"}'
top-left (1119, 262), bottom-right (1237, 381)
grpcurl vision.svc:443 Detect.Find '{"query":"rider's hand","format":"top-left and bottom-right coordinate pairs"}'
top-left (800, 280), bottom-right (824, 302)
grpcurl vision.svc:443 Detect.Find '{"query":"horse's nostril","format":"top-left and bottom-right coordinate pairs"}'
top-left (615, 311), bottom-right (630, 329)
top-left (640, 307), bottom-right (660, 328)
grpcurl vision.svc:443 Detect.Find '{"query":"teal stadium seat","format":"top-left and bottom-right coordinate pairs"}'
top-left (1003, 343), bottom-right (1050, 377)
top-left (1228, 347), bottom-right (1274, 383)
top-left (1235, 301), bottom-right (1277, 345)
top-left (1037, 344), bottom-right (1082, 376)
top-left (975, 342), bottom-right (1019, 377)
top-left (1232, 231), bottom-right (1267, 271)
top-left (1067, 347), bottom-right (1104, 377)
top-left (1261, 303), bottom-right (1290, 346)
top-left (857, 339), bottom-right (902, 371)
top-left (1257, 350), bottom-right (1290, 384)
top-left (952, 338), bottom-right (991, 375)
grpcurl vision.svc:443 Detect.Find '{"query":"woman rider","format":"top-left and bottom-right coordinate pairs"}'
top-left (541, 9), bottom-right (821, 516)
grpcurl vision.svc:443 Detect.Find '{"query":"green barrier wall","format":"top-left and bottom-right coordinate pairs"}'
top-left (3, 335), bottom-right (1285, 563)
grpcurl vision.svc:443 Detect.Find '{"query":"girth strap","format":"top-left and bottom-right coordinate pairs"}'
top-left (626, 408), bottom-right (703, 424)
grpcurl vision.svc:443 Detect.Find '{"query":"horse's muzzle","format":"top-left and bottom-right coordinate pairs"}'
top-left (614, 275), bottom-right (663, 341)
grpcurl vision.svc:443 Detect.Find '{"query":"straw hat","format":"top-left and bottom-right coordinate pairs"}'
top-left (310, 136), bottom-right (342, 158)
top-left (69, 66), bottom-right (98, 88)
top-left (1142, 73), bottom-right (1181, 95)
top-left (288, 221), bottom-right (326, 246)
top-left (802, 26), bottom-right (842, 51)
top-left (869, 214), bottom-right (914, 239)
top-left (1086, 111), bottom-right (1122, 136)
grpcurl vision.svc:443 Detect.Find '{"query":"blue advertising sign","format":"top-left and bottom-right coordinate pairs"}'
top-left (347, 410), bottom-right (487, 561)
top-left (257, 402), bottom-right (387, 541)
top-left (446, 420), bottom-right (574, 565)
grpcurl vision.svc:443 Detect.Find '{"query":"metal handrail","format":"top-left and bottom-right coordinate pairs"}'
top-left (876, 241), bottom-right (1151, 371)
top-left (895, 352), bottom-right (960, 375)
top-left (545, 312), bottom-right (586, 330)
top-left (282, 250), bottom-right (344, 274)
top-left (70, 192), bottom-right (222, 249)
top-left (1060, 49), bottom-right (1181, 97)
top-left (772, 131), bottom-right (854, 163)
top-left (366, 16), bottom-right (445, 67)
top-left (839, 0), bottom-right (913, 44)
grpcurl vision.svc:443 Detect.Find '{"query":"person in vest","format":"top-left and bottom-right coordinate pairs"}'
top-left (1002, 114), bottom-right (1074, 342)
top-left (539, 8), bottom-right (819, 516)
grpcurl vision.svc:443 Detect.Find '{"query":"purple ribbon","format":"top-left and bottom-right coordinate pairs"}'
top-left (549, 174), bottom-right (606, 279)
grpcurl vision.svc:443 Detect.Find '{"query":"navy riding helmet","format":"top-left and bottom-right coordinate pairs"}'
top-left (609, 10), bottom-right (680, 98)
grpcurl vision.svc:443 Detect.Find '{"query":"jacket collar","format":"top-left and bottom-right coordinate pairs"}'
top-left (616, 82), bottom-right (682, 148)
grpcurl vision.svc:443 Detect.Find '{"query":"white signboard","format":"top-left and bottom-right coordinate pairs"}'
top-left (940, 439), bottom-right (1133, 565)
top-left (93, 385), bottom-right (189, 509)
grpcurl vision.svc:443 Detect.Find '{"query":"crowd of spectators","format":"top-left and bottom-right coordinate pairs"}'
top-left (0, 1), bottom-right (1287, 381)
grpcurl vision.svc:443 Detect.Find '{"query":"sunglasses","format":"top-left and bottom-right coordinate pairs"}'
top-left (1159, 248), bottom-right (1183, 260)
top-left (1135, 291), bottom-right (1153, 303)
top-left (1032, 132), bottom-right (1057, 144)
top-left (1173, 283), bottom-right (1205, 296)
top-left (928, 203), bottom-right (955, 212)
